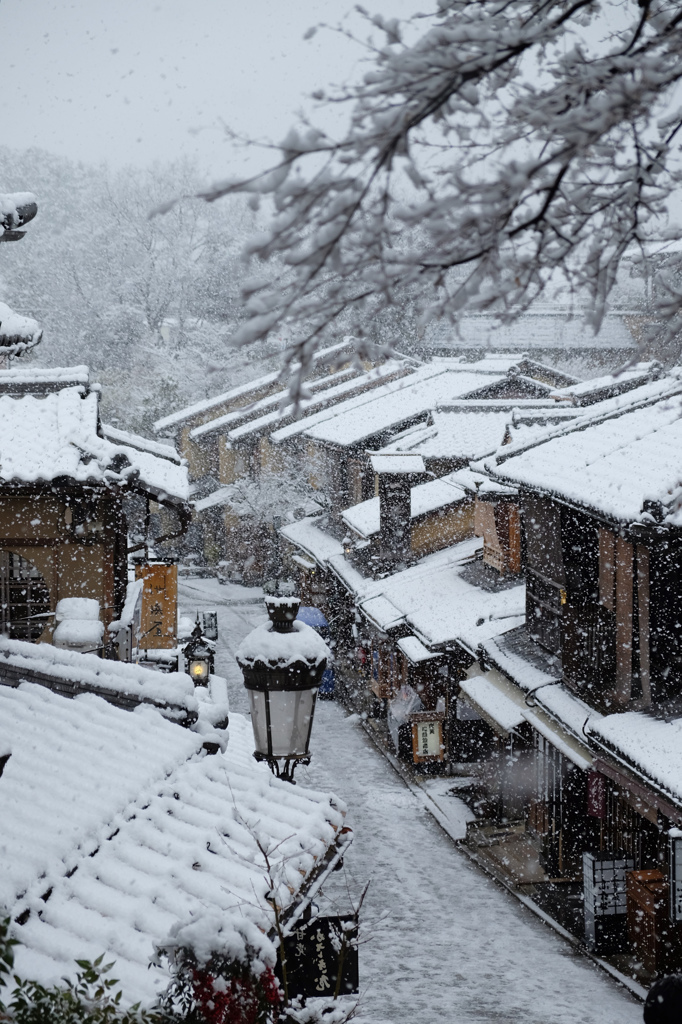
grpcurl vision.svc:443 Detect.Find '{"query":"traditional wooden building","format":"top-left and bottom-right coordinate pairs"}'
top-left (273, 358), bottom-right (562, 517)
top-left (453, 368), bottom-right (682, 975)
top-left (0, 365), bottom-right (190, 647)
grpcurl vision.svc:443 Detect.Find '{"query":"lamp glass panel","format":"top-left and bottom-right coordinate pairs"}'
top-left (248, 688), bottom-right (316, 758)
top-left (189, 658), bottom-right (210, 683)
top-left (248, 690), bottom-right (270, 755)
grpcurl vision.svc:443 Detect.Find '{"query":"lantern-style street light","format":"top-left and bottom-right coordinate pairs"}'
top-left (235, 595), bottom-right (329, 782)
top-left (0, 192), bottom-right (38, 242)
top-left (183, 620), bottom-right (215, 685)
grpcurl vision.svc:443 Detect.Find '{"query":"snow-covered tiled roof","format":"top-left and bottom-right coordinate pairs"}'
top-left (280, 516), bottom-right (344, 567)
top-left (5, 688), bottom-right (346, 1005)
top-left (101, 424), bottom-right (182, 464)
top-left (227, 360), bottom-right (412, 443)
top-left (292, 368), bottom-right (511, 449)
top-left (397, 635), bottom-right (440, 664)
top-left (0, 684), bottom-right (201, 916)
top-left (0, 365), bottom-right (90, 392)
top-left (548, 363), bottom-right (660, 404)
top-left (342, 472), bottom-right (468, 539)
top-left (380, 409), bottom-right (513, 461)
top-left (189, 365), bottom-right (361, 441)
top-left (0, 636), bottom-right (196, 717)
top-left (481, 626), bottom-right (562, 692)
top-left (153, 340), bottom-right (353, 433)
top-left (361, 542), bottom-right (525, 648)
top-left (0, 385), bottom-right (189, 503)
top-left (591, 711), bottom-right (682, 807)
top-left (328, 537), bottom-right (525, 649)
top-left (489, 376), bottom-right (682, 524)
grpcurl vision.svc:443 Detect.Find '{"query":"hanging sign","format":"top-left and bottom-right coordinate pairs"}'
top-left (279, 915), bottom-right (358, 999)
top-left (587, 771), bottom-right (606, 819)
top-left (134, 562), bottom-right (177, 649)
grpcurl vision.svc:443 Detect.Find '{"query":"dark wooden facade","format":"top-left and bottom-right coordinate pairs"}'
top-left (521, 493), bottom-right (682, 712)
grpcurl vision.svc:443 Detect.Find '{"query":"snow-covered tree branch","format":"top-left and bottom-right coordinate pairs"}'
top-left (189, 0), bottom-right (682, 391)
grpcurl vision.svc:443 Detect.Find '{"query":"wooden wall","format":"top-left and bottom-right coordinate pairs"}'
top-left (0, 491), bottom-right (123, 643)
top-left (411, 501), bottom-right (474, 558)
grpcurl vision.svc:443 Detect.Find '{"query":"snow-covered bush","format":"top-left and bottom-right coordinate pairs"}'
top-left (0, 919), bottom-right (161, 1024)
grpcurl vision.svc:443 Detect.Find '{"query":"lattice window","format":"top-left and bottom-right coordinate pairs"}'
top-left (0, 551), bottom-right (50, 641)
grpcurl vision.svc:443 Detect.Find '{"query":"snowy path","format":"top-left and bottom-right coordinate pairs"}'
top-left (179, 577), bottom-right (641, 1024)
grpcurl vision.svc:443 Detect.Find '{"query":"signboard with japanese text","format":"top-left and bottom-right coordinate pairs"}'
top-left (410, 712), bottom-right (445, 763)
top-left (587, 771), bottom-right (606, 819)
top-left (583, 851), bottom-right (633, 953)
top-left (279, 915), bottom-right (358, 999)
top-left (134, 562), bottom-right (177, 649)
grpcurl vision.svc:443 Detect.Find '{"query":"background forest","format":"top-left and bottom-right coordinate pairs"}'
top-left (0, 147), bottom-right (292, 433)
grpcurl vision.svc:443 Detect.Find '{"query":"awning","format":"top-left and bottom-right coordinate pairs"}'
top-left (458, 665), bottom-right (527, 736)
top-left (360, 594), bottom-right (405, 632)
top-left (292, 554), bottom-right (316, 570)
top-left (370, 453), bottom-right (425, 474)
top-left (522, 706), bottom-right (593, 770)
top-left (397, 635), bottom-right (440, 665)
top-left (458, 666), bottom-right (595, 769)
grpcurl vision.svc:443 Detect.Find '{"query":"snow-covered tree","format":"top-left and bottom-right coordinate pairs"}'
top-left (188, 0), bottom-right (682, 387)
top-left (0, 149), bottom-right (264, 431)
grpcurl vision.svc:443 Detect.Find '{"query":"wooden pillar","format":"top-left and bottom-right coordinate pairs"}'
top-left (599, 528), bottom-right (615, 611)
top-left (636, 544), bottom-right (651, 707)
top-left (508, 505), bottom-right (522, 574)
top-left (614, 536), bottom-right (634, 706)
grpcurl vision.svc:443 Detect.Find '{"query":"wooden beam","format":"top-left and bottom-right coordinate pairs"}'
top-left (636, 544), bottom-right (651, 707)
top-left (614, 536), bottom-right (634, 706)
top-left (599, 528), bottom-right (615, 612)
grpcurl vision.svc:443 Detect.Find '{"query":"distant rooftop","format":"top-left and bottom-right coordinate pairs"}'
top-left (189, 364), bottom-right (359, 440)
top-left (226, 359), bottom-right (412, 444)
top-left (153, 339), bottom-right (353, 433)
top-left (489, 371), bottom-right (682, 525)
top-left (290, 366), bottom-right (514, 449)
top-left (424, 310), bottom-right (638, 351)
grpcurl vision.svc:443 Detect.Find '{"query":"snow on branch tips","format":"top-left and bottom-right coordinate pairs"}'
top-left (153, 0), bottom-right (682, 397)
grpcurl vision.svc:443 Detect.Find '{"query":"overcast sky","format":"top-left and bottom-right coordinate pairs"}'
top-left (0, 0), bottom-right (418, 182)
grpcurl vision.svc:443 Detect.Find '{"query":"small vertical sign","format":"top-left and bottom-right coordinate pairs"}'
top-left (279, 916), bottom-right (358, 998)
top-left (670, 828), bottom-right (682, 922)
top-left (587, 771), bottom-right (606, 818)
top-left (135, 562), bottom-right (177, 649)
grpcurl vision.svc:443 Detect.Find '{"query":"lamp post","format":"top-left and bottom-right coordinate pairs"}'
top-left (184, 620), bottom-right (215, 685)
top-left (235, 595), bottom-right (329, 782)
top-left (0, 193), bottom-right (38, 242)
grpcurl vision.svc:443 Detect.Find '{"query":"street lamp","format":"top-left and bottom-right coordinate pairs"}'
top-left (0, 192), bottom-right (38, 242)
top-left (184, 620), bottom-right (215, 685)
top-left (235, 595), bottom-right (329, 782)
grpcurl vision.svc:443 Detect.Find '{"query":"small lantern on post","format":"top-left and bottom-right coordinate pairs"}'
top-left (184, 619), bottom-right (215, 686)
top-left (235, 595), bottom-right (329, 782)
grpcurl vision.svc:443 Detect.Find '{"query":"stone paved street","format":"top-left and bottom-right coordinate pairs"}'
top-left (179, 576), bottom-right (642, 1024)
